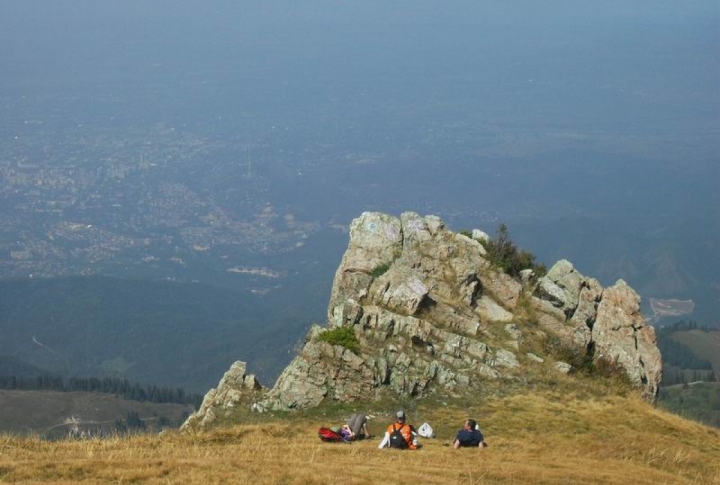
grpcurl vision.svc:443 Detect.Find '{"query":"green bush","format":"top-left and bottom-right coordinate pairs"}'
top-left (547, 337), bottom-right (631, 382)
top-left (371, 263), bottom-right (391, 278)
top-left (318, 326), bottom-right (361, 354)
top-left (484, 224), bottom-right (546, 279)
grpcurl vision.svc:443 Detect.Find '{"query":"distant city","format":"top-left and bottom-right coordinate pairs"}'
top-left (0, 123), bottom-right (323, 287)
top-left (1, 0), bottom-right (717, 322)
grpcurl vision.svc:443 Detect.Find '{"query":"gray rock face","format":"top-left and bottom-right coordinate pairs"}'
top-left (182, 361), bottom-right (265, 429)
top-left (593, 280), bottom-right (662, 402)
top-left (186, 212), bottom-right (663, 428)
top-left (531, 262), bottom-right (662, 401)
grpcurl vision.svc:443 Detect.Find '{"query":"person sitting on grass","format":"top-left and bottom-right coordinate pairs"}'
top-left (347, 412), bottom-right (372, 440)
top-left (378, 410), bottom-right (418, 450)
top-left (453, 419), bottom-right (488, 449)
top-left (340, 424), bottom-right (355, 441)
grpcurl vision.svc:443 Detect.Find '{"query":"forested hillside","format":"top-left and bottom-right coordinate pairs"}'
top-left (657, 321), bottom-right (718, 385)
top-left (0, 277), bottom-right (315, 391)
top-left (0, 374), bottom-right (202, 408)
top-left (656, 321), bottom-right (720, 427)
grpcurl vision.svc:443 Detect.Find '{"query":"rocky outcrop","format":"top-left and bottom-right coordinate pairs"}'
top-left (182, 361), bottom-right (265, 429)
top-left (593, 281), bottom-right (662, 401)
top-left (185, 212), bottom-right (662, 427)
top-left (530, 261), bottom-right (661, 402)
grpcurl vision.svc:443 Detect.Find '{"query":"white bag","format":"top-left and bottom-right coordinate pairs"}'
top-left (418, 422), bottom-right (434, 438)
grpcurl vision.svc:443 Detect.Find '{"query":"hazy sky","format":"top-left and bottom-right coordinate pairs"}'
top-left (3, 1), bottom-right (717, 134)
top-left (1, 0), bottom-right (719, 317)
top-left (3, 0), bottom-right (715, 221)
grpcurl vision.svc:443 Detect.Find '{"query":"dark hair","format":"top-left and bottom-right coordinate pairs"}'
top-left (467, 419), bottom-right (477, 429)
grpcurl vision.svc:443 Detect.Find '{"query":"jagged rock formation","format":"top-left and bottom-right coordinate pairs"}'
top-left (182, 361), bottom-right (265, 429)
top-left (184, 212), bottom-right (662, 428)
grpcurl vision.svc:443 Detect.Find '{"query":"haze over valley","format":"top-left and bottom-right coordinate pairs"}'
top-left (0, 0), bottom-right (718, 394)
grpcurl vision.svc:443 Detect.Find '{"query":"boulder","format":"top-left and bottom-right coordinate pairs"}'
top-left (592, 280), bottom-right (662, 401)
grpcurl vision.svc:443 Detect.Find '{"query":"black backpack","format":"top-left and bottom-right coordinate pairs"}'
top-left (389, 424), bottom-right (408, 449)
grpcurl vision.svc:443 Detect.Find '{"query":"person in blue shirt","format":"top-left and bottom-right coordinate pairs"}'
top-left (453, 419), bottom-right (487, 449)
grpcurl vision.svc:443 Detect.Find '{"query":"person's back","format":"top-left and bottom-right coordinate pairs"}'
top-left (453, 419), bottom-right (486, 449)
top-left (387, 422), bottom-right (414, 449)
top-left (378, 411), bottom-right (417, 450)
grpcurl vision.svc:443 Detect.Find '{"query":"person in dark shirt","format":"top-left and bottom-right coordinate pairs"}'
top-left (453, 419), bottom-right (487, 449)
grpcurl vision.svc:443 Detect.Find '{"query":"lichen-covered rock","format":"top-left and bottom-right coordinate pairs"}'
top-left (262, 339), bottom-right (376, 411)
top-left (476, 296), bottom-right (514, 323)
top-left (592, 280), bottom-right (662, 401)
top-left (482, 270), bottom-right (522, 309)
top-left (568, 277), bottom-right (603, 347)
top-left (371, 267), bottom-right (429, 316)
top-left (181, 361), bottom-right (266, 430)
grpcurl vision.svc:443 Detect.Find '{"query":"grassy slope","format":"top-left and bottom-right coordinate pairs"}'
top-left (1, 389), bottom-right (719, 484)
top-left (670, 330), bottom-right (720, 377)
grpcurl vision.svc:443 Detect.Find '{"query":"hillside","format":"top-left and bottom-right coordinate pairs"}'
top-left (655, 326), bottom-right (720, 427)
top-left (0, 276), bottom-right (316, 391)
top-left (1, 389), bottom-right (718, 484)
top-left (660, 382), bottom-right (720, 428)
top-left (0, 390), bottom-right (193, 439)
top-left (0, 356), bottom-right (48, 377)
top-left (670, 329), bottom-right (720, 377)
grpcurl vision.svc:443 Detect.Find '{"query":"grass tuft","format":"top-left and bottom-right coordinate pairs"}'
top-left (317, 326), bottom-right (361, 354)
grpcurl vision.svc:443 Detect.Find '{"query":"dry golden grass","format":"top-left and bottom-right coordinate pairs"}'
top-left (1, 390), bottom-right (718, 484)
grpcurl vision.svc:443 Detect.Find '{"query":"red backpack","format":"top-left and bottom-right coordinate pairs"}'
top-left (318, 427), bottom-right (348, 443)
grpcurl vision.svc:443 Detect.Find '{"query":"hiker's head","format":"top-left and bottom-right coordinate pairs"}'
top-left (396, 410), bottom-right (406, 423)
top-left (466, 419), bottom-right (477, 430)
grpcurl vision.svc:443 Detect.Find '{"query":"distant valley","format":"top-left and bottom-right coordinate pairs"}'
top-left (656, 323), bottom-right (720, 428)
top-left (0, 389), bottom-right (192, 438)
top-left (1, 113), bottom-right (718, 326)
top-left (0, 276), bottom-right (326, 392)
